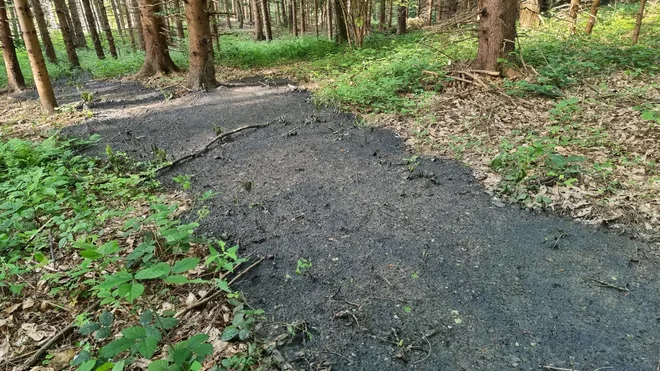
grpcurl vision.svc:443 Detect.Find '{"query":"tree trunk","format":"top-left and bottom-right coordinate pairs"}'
top-left (519, 0), bottom-right (539, 28)
top-left (136, 0), bottom-right (178, 76)
top-left (396, 4), bottom-right (405, 34)
top-left (291, 0), bottom-right (296, 35)
top-left (435, 0), bottom-right (441, 21)
top-left (172, 0), bottom-right (184, 38)
top-left (30, 0), bottom-right (57, 62)
top-left (130, 0), bottom-right (143, 49)
top-left (378, 0), bottom-right (384, 29)
top-left (299, 0), bottom-right (304, 33)
top-left (474, 0), bottom-right (517, 71)
top-left (567, 0), bottom-right (579, 34)
top-left (426, 0), bottom-right (432, 25)
top-left (7, 0), bottom-right (19, 41)
top-left (262, 0), bottom-right (271, 39)
top-left (109, 0), bottom-right (123, 35)
top-left (183, 0), bottom-right (216, 89)
top-left (313, 0), bottom-right (317, 35)
top-left (52, 0), bottom-right (80, 66)
top-left (584, 0), bottom-right (598, 34)
top-left (95, 0), bottom-right (117, 57)
top-left (121, 0), bottom-right (135, 48)
top-left (235, 0), bottom-right (243, 27)
top-left (251, 0), bottom-right (263, 39)
top-left (67, 0), bottom-right (87, 46)
top-left (334, 0), bottom-right (345, 41)
top-left (15, 0), bottom-right (57, 112)
top-left (388, 0), bottom-right (393, 27)
top-left (0, 0), bottom-right (25, 91)
top-left (81, 0), bottom-right (105, 58)
top-left (631, 0), bottom-right (646, 44)
top-left (326, 0), bottom-right (331, 38)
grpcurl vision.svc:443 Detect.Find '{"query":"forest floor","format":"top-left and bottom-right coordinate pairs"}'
top-left (49, 77), bottom-right (660, 370)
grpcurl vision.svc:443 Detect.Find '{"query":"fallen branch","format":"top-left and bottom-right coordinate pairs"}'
top-left (18, 300), bottom-right (100, 370)
top-left (542, 366), bottom-right (579, 371)
top-left (156, 117), bottom-right (283, 174)
top-left (412, 331), bottom-right (432, 364)
top-left (22, 217), bottom-right (54, 249)
top-left (592, 278), bottom-right (629, 292)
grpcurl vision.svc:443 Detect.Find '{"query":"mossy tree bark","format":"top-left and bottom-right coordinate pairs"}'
top-left (0, 0), bottom-right (25, 91)
top-left (15, 0), bottom-right (57, 112)
top-left (136, 0), bottom-right (178, 76)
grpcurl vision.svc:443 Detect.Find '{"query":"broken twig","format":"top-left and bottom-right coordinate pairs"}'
top-left (592, 278), bottom-right (629, 292)
top-left (412, 331), bottom-right (432, 364)
top-left (19, 300), bottom-right (100, 370)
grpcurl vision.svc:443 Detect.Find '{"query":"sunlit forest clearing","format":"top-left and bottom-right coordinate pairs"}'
top-left (1, 0), bottom-right (659, 369)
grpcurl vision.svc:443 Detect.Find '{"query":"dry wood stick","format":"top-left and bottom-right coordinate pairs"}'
top-left (18, 300), bottom-right (101, 370)
top-left (156, 118), bottom-right (282, 174)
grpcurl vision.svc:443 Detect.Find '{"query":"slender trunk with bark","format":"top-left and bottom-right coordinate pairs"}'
top-left (326, 0), bottom-right (332, 38)
top-left (130, 0), bottom-right (143, 49)
top-left (15, 0), bottom-right (57, 112)
top-left (222, 0), bottom-right (231, 27)
top-left (313, 0), bottom-right (317, 35)
top-left (121, 0), bottom-right (135, 48)
top-left (184, 0), bottom-right (216, 89)
top-left (584, 0), bottom-right (599, 34)
top-left (95, 0), bottom-right (117, 57)
top-left (396, 4), bottom-right (405, 34)
top-left (7, 0), bottom-right (19, 40)
top-left (426, 0), bottom-right (432, 25)
top-left (378, 0), bottom-right (384, 29)
top-left (81, 0), bottom-right (105, 58)
top-left (474, 0), bottom-right (518, 71)
top-left (109, 0), bottom-right (123, 35)
top-left (388, 0), bottom-right (393, 27)
top-left (172, 0), bottom-right (184, 37)
top-left (137, 0), bottom-right (178, 76)
top-left (251, 0), bottom-right (263, 39)
top-left (0, 0), bottom-right (25, 91)
top-left (568, 0), bottom-right (579, 34)
top-left (30, 0), bottom-right (57, 62)
top-left (52, 0), bottom-right (80, 66)
top-left (67, 0), bottom-right (87, 46)
top-left (261, 0), bottom-right (271, 39)
top-left (334, 0), bottom-right (345, 41)
top-left (631, 0), bottom-right (646, 44)
top-left (299, 0), bottom-right (304, 33)
top-left (235, 0), bottom-right (243, 27)
top-left (291, 0), bottom-right (296, 35)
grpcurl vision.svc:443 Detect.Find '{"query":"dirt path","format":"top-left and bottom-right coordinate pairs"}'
top-left (64, 81), bottom-right (660, 371)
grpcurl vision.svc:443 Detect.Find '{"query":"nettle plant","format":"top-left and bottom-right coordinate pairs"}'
top-left (71, 207), bottom-right (249, 370)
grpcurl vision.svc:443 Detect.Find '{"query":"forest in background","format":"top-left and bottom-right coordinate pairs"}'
top-left (1, 0), bottom-right (659, 369)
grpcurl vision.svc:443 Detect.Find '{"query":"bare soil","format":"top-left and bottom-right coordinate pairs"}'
top-left (63, 80), bottom-right (660, 371)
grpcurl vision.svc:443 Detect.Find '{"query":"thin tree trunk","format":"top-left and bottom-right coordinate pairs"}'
top-left (426, 0), bottom-right (432, 25)
top-left (223, 0), bottom-right (231, 27)
top-left (94, 0), bottom-right (117, 57)
top-left (313, 0), bottom-right (317, 35)
top-left (7, 0), bottom-right (19, 40)
top-left (236, 0), bottom-right (243, 27)
top-left (172, 0), bottom-right (184, 38)
top-left (52, 0), bottom-right (80, 66)
top-left (110, 0), bottom-right (124, 36)
top-left (81, 0), bottom-right (105, 58)
top-left (15, 0), bottom-right (57, 112)
top-left (136, 0), bottom-right (178, 76)
top-left (334, 0), bottom-right (345, 41)
top-left (130, 0), bottom-right (143, 49)
top-left (261, 0), bottom-right (271, 39)
top-left (30, 0), bottom-right (57, 62)
top-left (299, 0), bottom-right (304, 32)
top-left (326, 0), bottom-right (331, 38)
top-left (0, 0), bottom-right (25, 91)
top-left (209, 0), bottom-right (219, 50)
top-left (435, 0), bottom-right (440, 21)
top-left (568, 0), bottom-right (579, 34)
top-left (396, 4), bottom-right (405, 34)
top-left (631, 0), bottom-right (646, 44)
top-left (378, 0), bottom-right (384, 29)
top-left (251, 0), bottom-right (263, 39)
top-left (121, 0), bottom-right (135, 48)
top-left (184, 0), bottom-right (216, 89)
top-left (67, 0), bottom-right (87, 46)
top-left (584, 0), bottom-right (599, 34)
top-left (388, 0), bottom-right (392, 27)
top-left (474, 0), bottom-right (518, 71)
top-left (291, 0), bottom-right (296, 35)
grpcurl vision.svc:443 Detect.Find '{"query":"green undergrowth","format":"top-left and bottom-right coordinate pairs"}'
top-left (0, 136), bottom-right (262, 370)
top-left (0, 32), bottom-right (189, 87)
